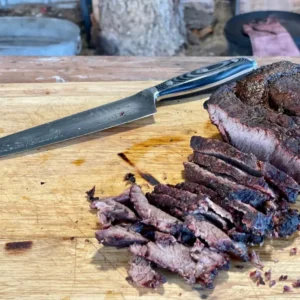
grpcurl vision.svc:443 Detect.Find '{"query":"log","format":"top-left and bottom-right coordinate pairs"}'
top-left (96, 0), bottom-right (186, 56)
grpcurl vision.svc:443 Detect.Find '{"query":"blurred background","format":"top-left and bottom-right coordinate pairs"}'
top-left (1, 0), bottom-right (300, 56)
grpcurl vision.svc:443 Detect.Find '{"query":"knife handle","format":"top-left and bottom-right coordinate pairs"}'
top-left (154, 57), bottom-right (257, 100)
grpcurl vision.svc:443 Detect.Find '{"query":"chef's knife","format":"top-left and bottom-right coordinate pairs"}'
top-left (0, 57), bottom-right (256, 157)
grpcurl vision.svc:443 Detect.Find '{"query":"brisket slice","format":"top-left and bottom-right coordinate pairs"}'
top-left (259, 161), bottom-right (299, 203)
top-left (130, 238), bottom-right (229, 288)
top-left (224, 200), bottom-right (272, 240)
top-left (176, 182), bottom-right (234, 224)
top-left (176, 182), bottom-right (220, 200)
top-left (190, 152), bottom-right (274, 197)
top-left (190, 136), bottom-right (299, 202)
top-left (148, 192), bottom-right (229, 231)
top-left (149, 184), bottom-right (209, 215)
top-left (130, 185), bottom-right (181, 233)
top-left (204, 85), bottom-right (300, 183)
top-left (272, 202), bottom-right (300, 237)
top-left (91, 199), bottom-right (139, 228)
top-left (190, 136), bottom-right (261, 176)
top-left (127, 256), bottom-right (166, 289)
top-left (184, 162), bottom-right (269, 208)
top-left (184, 215), bottom-right (249, 261)
top-left (95, 226), bottom-right (148, 248)
top-left (235, 61), bottom-right (300, 106)
top-left (128, 222), bottom-right (157, 241)
top-left (147, 184), bottom-right (231, 230)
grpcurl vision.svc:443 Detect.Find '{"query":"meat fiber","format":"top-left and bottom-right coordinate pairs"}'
top-left (190, 152), bottom-right (274, 197)
top-left (91, 199), bottom-right (139, 228)
top-left (127, 256), bottom-right (166, 289)
top-left (204, 78), bottom-right (300, 183)
top-left (95, 226), bottom-right (148, 248)
top-left (184, 162), bottom-right (269, 208)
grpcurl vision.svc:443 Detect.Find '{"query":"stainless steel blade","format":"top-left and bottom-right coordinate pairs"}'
top-left (0, 87), bottom-right (157, 157)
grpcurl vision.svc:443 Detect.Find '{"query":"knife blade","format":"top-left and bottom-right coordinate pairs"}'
top-left (0, 57), bottom-right (256, 157)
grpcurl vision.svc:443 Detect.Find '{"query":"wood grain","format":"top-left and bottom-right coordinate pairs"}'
top-left (0, 81), bottom-right (300, 299)
top-left (1, 56), bottom-right (300, 83)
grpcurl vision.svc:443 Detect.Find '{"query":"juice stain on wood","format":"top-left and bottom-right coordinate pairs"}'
top-left (118, 136), bottom-right (186, 185)
top-left (118, 153), bottom-right (160, 186)
top-left (5, 241), bottom-right (33, 254)
top-left (126, 136), bottom-right (185, 154)
top-left (72, 158), bottom-right (85, 166)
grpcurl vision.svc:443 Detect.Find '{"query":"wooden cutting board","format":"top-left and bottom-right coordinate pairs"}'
top-left (0, 81), bottom-right (299, 300)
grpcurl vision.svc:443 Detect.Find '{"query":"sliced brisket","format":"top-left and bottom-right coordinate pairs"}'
top-left (190, 152), bottom-right (274, 197)
top-left (91, 199), bottom-right (139, 228)
top-left (259, 161), bottom-right (299, 203)
top-left (190, 136), bottom-right (261, 176)
top-left (147, 184), bottom-right (231, 230)
top-left (176, 182), bottom-right (234, 224)
top-left (176, 182), bottom-right (220, 200)
top-left (184, 214), bottom-right (249, 261)
top-left (130, 240), bottom-right (198, 285)
top-left (149, 184), bottom-right (208, 215)
top-left (190, 136), bottom-right (299, 202)
top-left (226, 200), bottom-right (272, 237)
top-left (130, 185), bottom-right (181, 233)
top-left (130, 238), bottom-right (228, 288)
top-left (184, 162), bottom-right (269, 208)
top-left (272, 205), bottom-right (300, 238)
top-left (95, 226), bottom-right (148, 248)
top-left (127, 256), bottom-right (166, 289)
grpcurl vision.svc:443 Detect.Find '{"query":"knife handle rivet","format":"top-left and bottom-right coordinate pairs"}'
top-left (196, 68), bottom-right (208, 74)
top-left (165, 80), bottom-right (174, 86)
